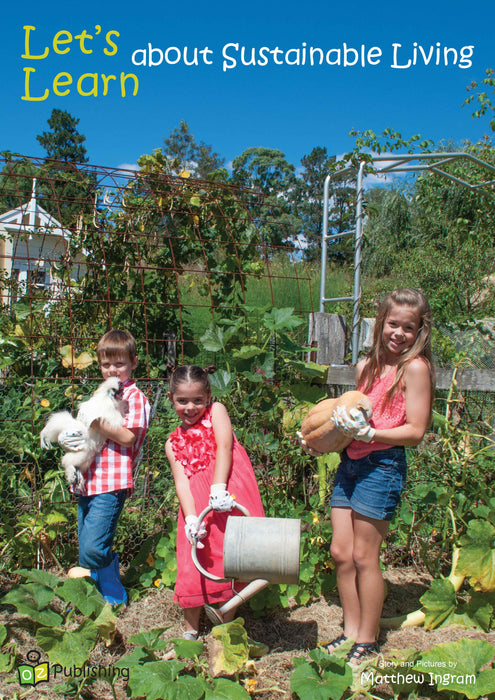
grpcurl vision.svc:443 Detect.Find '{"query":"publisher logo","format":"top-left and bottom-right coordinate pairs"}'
top-left (18, 650), bottom-right (49, 687)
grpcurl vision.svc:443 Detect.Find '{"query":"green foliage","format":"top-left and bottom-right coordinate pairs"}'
top-left (463, 68), bottom-right (495, 132)
top-left (290, 647), bottom-right (353, 700)
top-left (291, 639), bottom-right (495, 700)
top-left (36, 109), bottom-right (88, 163)
top-left (1, 570), bottom-right (116, 669)
top-left (162, 120), bottom-right (225, 178)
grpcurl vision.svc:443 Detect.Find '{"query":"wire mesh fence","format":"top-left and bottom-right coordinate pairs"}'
top-left (0, 154), bottom-right (320, 574)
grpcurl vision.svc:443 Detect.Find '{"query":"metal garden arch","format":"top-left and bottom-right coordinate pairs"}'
top-left (320, 152), bottom-right (495, 363)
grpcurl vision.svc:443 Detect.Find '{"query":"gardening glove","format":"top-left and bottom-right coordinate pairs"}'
top-left (332, 405), bottom-right (369, 437)
top-left (296, 431), bottom-right (323, 457)
top-left (184, 515), bottom-right (207, 548)
top-left (209, 483), bottom-right (236, 512)
top-left (354, 424), bottom-right (376, 443)
top-left (58, 430), bottom-right (86, 452)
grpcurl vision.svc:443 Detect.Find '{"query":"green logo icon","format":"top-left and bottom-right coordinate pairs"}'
top-left (17, 650), bottom-right (49, 687)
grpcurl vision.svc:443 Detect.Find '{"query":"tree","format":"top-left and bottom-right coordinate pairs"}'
top-left (463, 68), bottom-right (495, 133)
top-left (37, 109), bottom-right (88, 163)
top-left (162, 121), bottom-right (224, 178)
top-left (231, 147), bottom-right (295, 195)
top-left (291, 147), bottom-right (355, 262)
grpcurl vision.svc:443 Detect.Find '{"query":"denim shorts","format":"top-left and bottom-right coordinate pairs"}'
top-left (330, 447), bottom-right (407, 521)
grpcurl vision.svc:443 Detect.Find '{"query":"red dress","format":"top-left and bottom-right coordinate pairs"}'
top-left (169, 403), bottom-right (265, 608)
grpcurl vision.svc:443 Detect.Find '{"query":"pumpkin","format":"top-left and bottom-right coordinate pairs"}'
top-left (300, 390), bottom-right (373, 454)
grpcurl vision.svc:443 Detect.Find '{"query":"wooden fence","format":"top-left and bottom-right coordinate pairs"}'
top-left (309, 312), bottom-right (495, 392)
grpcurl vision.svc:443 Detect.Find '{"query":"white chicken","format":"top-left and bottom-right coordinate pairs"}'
top-left (40, 377), bottom-right (127, 489)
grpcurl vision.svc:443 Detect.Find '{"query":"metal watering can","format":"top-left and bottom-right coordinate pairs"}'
top-left (191, 503), bottom-right (301, 624)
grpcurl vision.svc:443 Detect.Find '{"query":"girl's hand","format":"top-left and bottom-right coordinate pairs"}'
top-left (354, 424), bottom-right (376, 442)
top-left (332, 406), bottom-right (376, 442)
top-left (209, 483), bottom-right (236, 511)
top-left (332, 405), bottom-right (367, 436)
top-left (184, 515), bottom-right (207, 548)
top-left (296, 431), bottom-right (323, 457)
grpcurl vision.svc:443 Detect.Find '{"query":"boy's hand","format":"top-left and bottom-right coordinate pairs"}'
top-left (58, 430), bottom-right (86, 452)
top-left (185, 515), bottom-right (207, 548)
top-left (209, 483), bottom-right (236, 511)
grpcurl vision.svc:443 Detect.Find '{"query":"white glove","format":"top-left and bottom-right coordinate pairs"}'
top-left (332, 405), bottom-right (367, 436)
top-left (58, 430), bottom-right (86, 452)
top-left (184, 515), bottom-right (207, 548)
top-left (354, 425), bottom-right (376, 443)
top-left (209, 483), bottom-right (236, 512)
top-left (332, 406), bottom-right (375, 442)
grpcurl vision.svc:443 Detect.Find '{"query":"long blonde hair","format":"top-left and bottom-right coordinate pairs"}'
top-left (359, 289), bottom-right (434, 410)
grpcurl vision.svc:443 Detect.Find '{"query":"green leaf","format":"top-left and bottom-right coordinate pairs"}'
top-left (210, 370), bottom-right (234, 397)
top-left (36, 618), bottom-right (99, 666)
top-left (452, 592), bottom-right (493, 631)
top-left (16, 569), bottom-right (61, 590)
top-left (57, 578), bottom-right (106, 617)
top-left (262, 307), bottom-right (304, 332)
top-left (170, 637), bottom-right (205, 658)
top-left (415, 639), bottom-right (495, 699)
top-left (290, 657), bottom-right (352, 700)
top-left (129, 627), bottom-right (171, 650)
top-left (420, 578), bottom-right (457, 629)
top-left (457, 519), bottom-right (495, 592)
top-left (232, 345), bottom-right (263, 359)
top-left (205, 677), bottom-right (251, 698)
top-left (92, 603), bottom-right (118, 646)
top-left (126, 661), bottom-right (188, 700)
top-left (1, 584), bottom-right (62, 626)
top-left (200, 325), bottom-right (226, 352)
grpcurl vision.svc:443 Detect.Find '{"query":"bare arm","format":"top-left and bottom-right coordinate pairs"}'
top-left (165, 438), bottom-right (197, 517)
top-left (90, 418), bottom-right (138, 448)
top-left (210, 402), bottom-right (234, 486)
top-left (371, 359), bottom-right (432, 447)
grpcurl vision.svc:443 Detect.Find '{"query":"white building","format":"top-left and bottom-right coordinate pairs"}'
top-left (0, 179), bottom-right (85, 304)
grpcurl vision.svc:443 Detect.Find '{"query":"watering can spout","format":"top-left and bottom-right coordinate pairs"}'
top-left (204, 578), bottom-right (270, 625)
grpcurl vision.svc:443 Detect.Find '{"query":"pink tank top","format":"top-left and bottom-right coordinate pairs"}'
top-left (346, 367), bottom-right (406, 460)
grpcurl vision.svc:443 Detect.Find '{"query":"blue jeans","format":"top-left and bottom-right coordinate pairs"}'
top-left (330, 447), bottom-right (407, 521)
top-left (78, 490), bottom-right (127, 569)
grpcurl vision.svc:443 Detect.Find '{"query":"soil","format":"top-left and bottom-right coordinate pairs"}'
top-left (1, 566), bottom-right (494, 699)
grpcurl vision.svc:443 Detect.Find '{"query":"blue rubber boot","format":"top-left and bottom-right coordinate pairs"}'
top-left (92, 553), bottom-right (127, 606)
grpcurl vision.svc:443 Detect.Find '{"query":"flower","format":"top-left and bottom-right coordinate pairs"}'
top-left (40, 398), bottom-right (50, 407)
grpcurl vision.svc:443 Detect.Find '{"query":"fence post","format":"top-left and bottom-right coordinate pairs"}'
top-left (308, 313), bottom-right (346, 365)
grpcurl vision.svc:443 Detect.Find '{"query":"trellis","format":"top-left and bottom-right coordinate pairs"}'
top-left (319, 152), bottom-right (495, 362)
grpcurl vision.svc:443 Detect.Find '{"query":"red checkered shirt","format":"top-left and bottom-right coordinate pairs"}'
top-left (78, 379), bottom-right (150, 496)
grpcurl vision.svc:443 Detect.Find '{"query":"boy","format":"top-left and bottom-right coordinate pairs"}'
top-left (60, 329), bottom-right (150, 605)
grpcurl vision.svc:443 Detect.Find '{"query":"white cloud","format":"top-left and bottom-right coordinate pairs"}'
top-left (117, 163), bottom-right (140, 172)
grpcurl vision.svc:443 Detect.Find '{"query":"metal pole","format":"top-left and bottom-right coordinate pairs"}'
top-left (351, 161), bottom-right (365, 364)
top-left (319, 175), bottom-right (331, 312)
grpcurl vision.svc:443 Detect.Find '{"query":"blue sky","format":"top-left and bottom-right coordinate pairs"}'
top-left (2, 0), bottom-right (493, 171)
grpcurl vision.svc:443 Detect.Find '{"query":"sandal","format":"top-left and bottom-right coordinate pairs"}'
top-left (321, 634), bottom-right (349, 654)
top-left (182, 630), bottom-right (198, 641)
top-left (346, 641), bottom-right (380, 665)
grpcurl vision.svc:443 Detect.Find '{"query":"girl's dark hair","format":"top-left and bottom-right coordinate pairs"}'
top-left (168, 365), bottom-right (216, 395)
top-left (359, 289), bottom-right (435, 412)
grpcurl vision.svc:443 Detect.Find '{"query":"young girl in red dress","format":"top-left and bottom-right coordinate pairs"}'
top-left (324, 289), bottom-right (434, 664)
top-left (165, 365), bottom-right (265, 639)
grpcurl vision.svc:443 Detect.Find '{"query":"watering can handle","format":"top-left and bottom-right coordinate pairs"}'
top-left (191, 502), bottom-right (250, 582)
